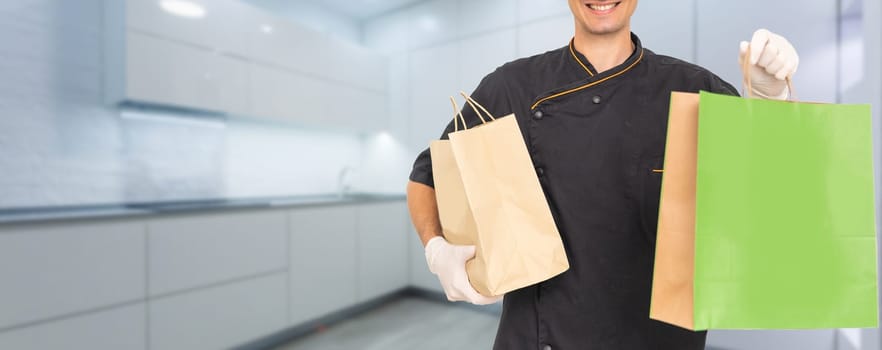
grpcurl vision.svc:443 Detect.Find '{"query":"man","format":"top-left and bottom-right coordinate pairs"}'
top-left (407, 0), bottom-right (799, 349)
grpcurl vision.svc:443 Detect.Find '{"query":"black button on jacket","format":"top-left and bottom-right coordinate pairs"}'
top-left (409, 34), bottom-right (738, 350)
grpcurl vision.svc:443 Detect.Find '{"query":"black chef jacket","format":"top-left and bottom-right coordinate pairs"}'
top-left (409, 33), bottom-right (738, 350)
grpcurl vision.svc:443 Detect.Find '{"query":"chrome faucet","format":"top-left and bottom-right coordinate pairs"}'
top-left (337, 165), bottom-right (355, 197)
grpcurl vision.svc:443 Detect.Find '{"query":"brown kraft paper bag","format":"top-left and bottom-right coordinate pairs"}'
top-left (437, 93), bottom-right (569, 297)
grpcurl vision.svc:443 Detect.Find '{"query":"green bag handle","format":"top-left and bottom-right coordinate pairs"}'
top-left (742, 47), bottom-right (796, 100)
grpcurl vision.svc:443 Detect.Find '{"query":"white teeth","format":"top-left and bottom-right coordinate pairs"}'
top-left (588, 3), bottom-right (616, 11)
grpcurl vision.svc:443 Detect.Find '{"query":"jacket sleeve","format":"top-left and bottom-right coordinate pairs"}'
top-left (705, 71), bottom-right (740, 97)
top-left (408, 68), bottom-right (512, 188)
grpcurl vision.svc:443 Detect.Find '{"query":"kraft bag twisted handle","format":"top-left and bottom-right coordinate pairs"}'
top-left (459, 91), bottom-right (497, 125)
top-left (450, 96), bottom-right (468, 132)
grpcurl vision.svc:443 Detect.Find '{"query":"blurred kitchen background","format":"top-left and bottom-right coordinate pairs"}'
top-left (0, 0), bottom-right (879, 349)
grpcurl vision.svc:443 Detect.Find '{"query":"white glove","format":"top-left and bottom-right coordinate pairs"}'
top-left (739, 29), bottom-right (799, 100)
top-left (424, 236), bottom-right (502, 305)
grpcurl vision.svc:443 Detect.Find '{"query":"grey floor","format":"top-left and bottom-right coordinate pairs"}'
top-left (273, 297), bottom-right (500, 350)
top-left (272, 296), bottom-right (729, 350)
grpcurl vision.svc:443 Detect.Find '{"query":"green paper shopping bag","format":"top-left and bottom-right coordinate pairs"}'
top-left (651, 91), bottom-right (879, 330)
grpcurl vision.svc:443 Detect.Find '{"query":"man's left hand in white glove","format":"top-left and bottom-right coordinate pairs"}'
top-left (739, 29), bottom-right (799, 100)
top-left (424, 236), bottom-right (502, 305)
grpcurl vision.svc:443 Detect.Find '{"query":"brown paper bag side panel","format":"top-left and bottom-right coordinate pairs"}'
top-left (430, 141), bottom-right (478, 246)
top-left (649, 92), bottom-right (699, 330)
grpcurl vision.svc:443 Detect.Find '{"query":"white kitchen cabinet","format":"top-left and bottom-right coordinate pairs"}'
top-left (516, 0), bottom-right (571, 24)
top-left (289, 206), bottom-right (358, 325)
top-left (329, 41), bottom-right (389, 92)
top-left (384, 54), bottom-right (411, 141)
top-left (0, 303), bottom-right (146, 350)
top-left (147, 210), bottom-right (288, 296)
top-left (0, 221), bottom-right (145, 330)
top-left (149, 273), bottom-right (288, 350)
top-left (458, 28), bottom-right (517, 96)
top-left (696, 0), bottom-right (838, 102)
top-left (631, 0), bottom-right (696, 62)
top-left (248, 64), bottom-right (328, 123)
top-left (326, 85), bottom-right (388, 133)
top-left (516, 15), bottom-right (573, 58)
top-left (245, 9), bottom-right (386, 93)
top-left (106, 0), bottom-right (390, 133)
top-left (407, 0), bottom-right (461, 49)
top-left (408, 42), bottom-right (459, 151)
top-left (123, 31), bottom-right (250, 114)
top-left (356, 202), bottom-right (409, 302)
top-left (363, 9), bottom-right (412, 53)
top-left (457, 0), bottom-right (517, 37)
top-left (246, 14), bottom-right (329, 77)
top-left (249, 66), bottom-right (385, 133)
top-left (124, 0), bottom-right (253, 56)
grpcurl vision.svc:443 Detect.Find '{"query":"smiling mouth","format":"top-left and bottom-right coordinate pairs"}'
top-left (586, 2), bottom-right (621, 12)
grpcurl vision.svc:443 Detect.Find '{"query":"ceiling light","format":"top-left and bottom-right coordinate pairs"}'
top-left (159, 0), bottom-right (206, 19)
top-left (261, 24), bottom-right (274, 34)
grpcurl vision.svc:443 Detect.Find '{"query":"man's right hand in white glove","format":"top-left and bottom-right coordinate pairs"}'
top-left (424, 236), bottom-right (502, 305)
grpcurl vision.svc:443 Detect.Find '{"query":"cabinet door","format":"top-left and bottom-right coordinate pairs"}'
top-left (408, 42), bottom-right (458, 151)
top-left (356, 202), bottom-right (409, 302)
top-left (289, 206), bottom-right (358, 325)
top-left (516, 15), bottom-right (573, 58)
top-left (148, 211), bottom-right (288, 296)
top-left (245, 12), bottom-right (329, 75)
top-left (0, 222), bottom-right (145, 330)
top-left (327, 41), bottom-right (389, 92)
top-left (150, 273), bottom-right (287, 350)
top-left (0, 304), bottom-right (145, 350)
top-left (126, 31), bottom-right (249, 113)
top-left (125, 0), bottom-right (250, 55)
top-left (696, 0), bottom-right (838, 102)
top-left (248, 64), bottom-right (328, 123)
top-left (631, 0), bottom-right (695, 61)
top-left (325, 85), bottom-right (387, 133)
top-left (458, 28), bottom-right (517, 95)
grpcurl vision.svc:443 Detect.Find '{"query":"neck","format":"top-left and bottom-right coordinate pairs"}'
top-left (572, 29), bottom-right (634, 73)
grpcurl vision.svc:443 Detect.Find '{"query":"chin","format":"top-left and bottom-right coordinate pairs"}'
top-left (583, 24), bottom-right (628, 35)
top-left (585, 24), bottom-right (627, 36)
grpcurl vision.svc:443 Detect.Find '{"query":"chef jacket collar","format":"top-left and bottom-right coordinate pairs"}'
top-left (568, 32), bottom-right (643, 78)
top-left (532, 33), bottom-right (645, 110)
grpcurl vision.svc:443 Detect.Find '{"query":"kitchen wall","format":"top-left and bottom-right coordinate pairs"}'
top-left (0, 0), bottom-right (392, 209)
top-left (857, 0), bottom-right (882, 347)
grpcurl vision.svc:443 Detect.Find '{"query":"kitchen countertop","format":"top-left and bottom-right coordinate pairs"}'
top-left (0, 193), bottom-right (406, 225)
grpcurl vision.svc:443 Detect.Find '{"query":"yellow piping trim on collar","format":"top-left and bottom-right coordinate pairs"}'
top-left (531, 49), bottom-right (645, 110)
top-left (569, 39), bottom-right (595, 77)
